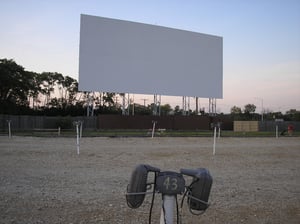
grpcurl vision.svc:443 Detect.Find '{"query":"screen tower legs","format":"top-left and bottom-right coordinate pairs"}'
top-left (209, 98), bottom-right (217, 116)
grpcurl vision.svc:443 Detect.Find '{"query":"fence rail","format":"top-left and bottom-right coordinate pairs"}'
top-left (1, 114), bottom-right (299, 132)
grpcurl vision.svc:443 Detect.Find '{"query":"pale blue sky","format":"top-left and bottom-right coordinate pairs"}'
top-left (1, 0), bottom-right (299, 113)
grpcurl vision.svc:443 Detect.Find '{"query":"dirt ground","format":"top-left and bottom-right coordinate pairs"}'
top-left (0, 136), bottom-right (299, 224)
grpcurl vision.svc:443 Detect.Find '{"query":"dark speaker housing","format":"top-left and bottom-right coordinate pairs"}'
top-left (187, 168), bottom-right (212, 211)
top-left (126, 164), bottom-right (160, 209)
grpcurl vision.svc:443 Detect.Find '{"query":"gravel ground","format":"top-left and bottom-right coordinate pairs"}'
top-left (0, 136), bottom-right (299, 224)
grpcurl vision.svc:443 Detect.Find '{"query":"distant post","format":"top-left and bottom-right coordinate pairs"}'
top-left (217, 121), bottom-right (221, 139)
top-left (152, 121), bottom-right (157, 138)
top-left (7, 120), bottom-right (11, 138)
top-left (80, 121), bottom-right (83, 138)
top-left (74, 121), bottom-right (81, 155)
top-left (213, 126), bottom-right (217, 155)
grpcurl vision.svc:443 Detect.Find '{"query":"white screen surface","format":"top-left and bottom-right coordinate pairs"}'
top-left (79, 14), bottom-right (223, 98)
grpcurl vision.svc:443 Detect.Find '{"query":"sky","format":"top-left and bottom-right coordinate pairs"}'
top-left (0, 0), bottom-right (299, 113)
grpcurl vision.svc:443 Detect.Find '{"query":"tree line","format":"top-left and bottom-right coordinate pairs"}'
top-left (0, 58), bottom-right (299, 120)
top-left (229, 104), bottom-right (300, 121)
top-left (0, 58), bottom-right (172, 116)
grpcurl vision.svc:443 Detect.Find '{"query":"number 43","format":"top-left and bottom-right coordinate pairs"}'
top-left (163, 177), bottom-right (178, 190)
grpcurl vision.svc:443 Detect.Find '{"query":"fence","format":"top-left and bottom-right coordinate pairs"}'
top-left (259, 121), bottom-right (300, 132)
top-left (0, 115), bottom-right (97, 131)
top-left (1, 114), bottom-right (217, 131)
top-left (2, 114), bottom-right (298, 132)
top-left (97, 114), bottom-right (211, 130)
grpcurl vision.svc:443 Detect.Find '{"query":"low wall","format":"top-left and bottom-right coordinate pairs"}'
top-left (234, 120), bottom-right (300, 132)
top-left (234, 121), bottom-right (259, 132)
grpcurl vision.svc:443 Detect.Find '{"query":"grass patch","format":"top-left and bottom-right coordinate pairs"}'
top-left (1, 129), bottom-right (299, 138)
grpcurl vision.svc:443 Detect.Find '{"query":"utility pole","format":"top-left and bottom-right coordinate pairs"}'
top-left (141, 98), bottom-right (148, 107)
top-left (195, 97), bottom-right (199, 115)
top-left (182, 96), bottom-right (187, 115)
top-left (254, 97), bottom-right (264, 122)
top-left (209, 98), bottom-right (217, 116)
top-left (153, 94), bottom-right (158, 115)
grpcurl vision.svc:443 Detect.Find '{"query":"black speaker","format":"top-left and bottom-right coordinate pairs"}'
top-left (187, 168), bottom-right (212, 211)
top-left (126, 164), bottom-right (160, 209)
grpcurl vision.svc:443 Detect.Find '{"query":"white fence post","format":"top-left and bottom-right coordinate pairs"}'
top-left (213, 126), bottom-right (217, 155)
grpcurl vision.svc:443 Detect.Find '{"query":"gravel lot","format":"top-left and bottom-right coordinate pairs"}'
top-left (0, 136), bottom-right (299, 223)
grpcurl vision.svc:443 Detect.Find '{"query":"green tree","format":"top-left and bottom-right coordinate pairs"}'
top-left (230, 106), bottom-right (242, 114)
top-left (285, 109), bottom-right (300, 121)
top-left (160, 104), bottom-right (173, 115)
top-left (244, 104), bottom-right (256, 114)
top-left (39, 72), bottom-right (57, 107)
top-left (27, 71), bottom-right (42, 108)
top-left (102, 92), bottom-right (115, 107)
top-left (132, 103), bottom-right (152, 115)
top-left (62, 76), bottom-right (78, 105)
top-left (174, 105), bottom-right (181, 115)
top-left (0, 59), bottom-right (34, 106)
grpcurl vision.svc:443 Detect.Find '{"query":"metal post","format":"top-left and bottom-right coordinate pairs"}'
top-left (254, 97), bottom-right (264, 122)
top-left (122, 94), bottom-right (126, 115)
top-left (160, 195), bottom-right (175, 224)
top-left (132, 95), bottom-right (135, 116)
top-left (188, 97), bottom-right (190, 115)
top-left (209, 98), bottom-right (217, 116)
top-left (151, 121), bottom-right (156, 139)
top-left (80, 121), bottom-right (83, 138)
top-left (158, 95), bottom-right (161, 116)
top-left (182, 96), bottom-right (187, 115)
top-left (127, 93), bottom-right (130, 115)
top-left (91, 93), bottom-right (94, 116)
top-left (142, 98), bottom-right (148, 107)
top-left (86, 93), bottom-right (92, 117)
top-left (213, 126), bottom-right (217, 155)
top-left (74, 121), bottom-right (80, 155)
top-left (153, 94), bottom-right (158, 116)
top-left (195, 97), bottom-right (199, 115)
top-left (7, 120), bottom-right (11, 138)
